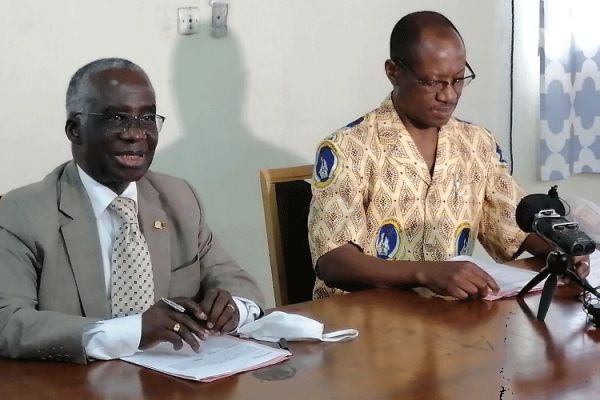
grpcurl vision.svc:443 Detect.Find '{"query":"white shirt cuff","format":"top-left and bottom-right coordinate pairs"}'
top-left (83, 298), bottom-right (260, 359)
top-left (232, 296), bottom-right (261, 331)
top-left (82, 314), bottom-right (142, 360)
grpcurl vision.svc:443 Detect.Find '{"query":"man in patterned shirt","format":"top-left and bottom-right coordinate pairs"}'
top-left (308, 11), bottom-right (590, 300)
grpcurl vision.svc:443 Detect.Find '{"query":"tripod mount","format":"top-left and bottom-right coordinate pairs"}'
top-left (518, 251), bottom-right (599, 321)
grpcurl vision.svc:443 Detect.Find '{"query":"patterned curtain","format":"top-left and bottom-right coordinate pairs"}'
top-left (539, 0), bottom-right (600, 180)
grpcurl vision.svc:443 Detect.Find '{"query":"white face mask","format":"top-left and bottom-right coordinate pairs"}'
top-left (237, 311), bottom-right (359, 343)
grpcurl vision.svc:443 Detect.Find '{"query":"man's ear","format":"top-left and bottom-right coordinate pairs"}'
top-left (65, 118), bottom-right (82, 144)
top-left (384, 59), bottom-right (399, 86)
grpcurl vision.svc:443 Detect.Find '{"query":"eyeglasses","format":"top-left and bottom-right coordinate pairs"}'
top-left (74, 112), bottom-right (166, 135)
top-left (395, 59), bottom-right (476, 93)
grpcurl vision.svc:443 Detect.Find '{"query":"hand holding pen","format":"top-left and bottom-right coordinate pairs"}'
top-left (161, 294), bottom-right (239, 334)
top-left (196, 288), bottom-right (240, 334)
top-left (160, 289), bottom-right (240, 335)
top-left (139, 297), bottom-right (210, 353)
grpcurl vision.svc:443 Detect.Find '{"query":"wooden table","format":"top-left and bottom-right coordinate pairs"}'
top-left (2, 274), bottom-right (600, 399)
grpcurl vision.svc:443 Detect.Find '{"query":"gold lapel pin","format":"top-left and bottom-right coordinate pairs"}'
top-left (153, 221), bottom-right (167, 229)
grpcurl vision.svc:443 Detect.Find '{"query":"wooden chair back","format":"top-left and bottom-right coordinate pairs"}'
top-left (260, 165), bottom-right (315, 306)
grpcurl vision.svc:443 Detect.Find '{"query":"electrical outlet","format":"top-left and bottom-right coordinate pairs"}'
top-left (178, 7), bottom-right (200, 35)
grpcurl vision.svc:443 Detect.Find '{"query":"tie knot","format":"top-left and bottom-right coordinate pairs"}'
top-left (109, 197), bottom-right (138, 224)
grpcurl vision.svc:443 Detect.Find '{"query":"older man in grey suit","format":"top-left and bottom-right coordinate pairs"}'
top-left (0, 58), bottom-right (264, 363)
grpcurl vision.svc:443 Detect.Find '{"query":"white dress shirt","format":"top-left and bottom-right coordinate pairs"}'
top-left (77, 167), bottom-right (260, 360)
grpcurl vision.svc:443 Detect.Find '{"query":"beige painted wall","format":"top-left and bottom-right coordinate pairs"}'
top-left (2, 0), bottom-right (598, 305)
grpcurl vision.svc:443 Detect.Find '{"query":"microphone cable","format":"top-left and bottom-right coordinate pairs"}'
top-left (548, 185), bottom-right (572, 215)
top-left (579, 285), bottom-right (600, 327)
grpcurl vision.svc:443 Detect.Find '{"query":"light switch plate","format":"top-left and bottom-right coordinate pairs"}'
top-left (178, 7), bottom-right (200, 35)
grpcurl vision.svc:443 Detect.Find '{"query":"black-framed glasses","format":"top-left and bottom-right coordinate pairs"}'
top-left (395, 59), bottom-right (476, 93)
top-left (74, 112), bottom-right (166, 135)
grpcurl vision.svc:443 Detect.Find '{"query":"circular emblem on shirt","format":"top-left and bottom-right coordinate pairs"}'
top-left (376, 219), bottom-right (401, 260)
top-left (454, 223), bottom-right (472, 256)
top-left (314, 142), bottom-right (339, 188)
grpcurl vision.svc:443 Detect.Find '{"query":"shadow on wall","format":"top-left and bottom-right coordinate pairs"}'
top-left (154, 29), bottom-right (304, 304)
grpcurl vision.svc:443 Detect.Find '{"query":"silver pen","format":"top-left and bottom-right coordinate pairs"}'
top-left (161, 297), bottom-right (186, 312)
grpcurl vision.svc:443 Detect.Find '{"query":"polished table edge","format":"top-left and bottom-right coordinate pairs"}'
top-left (1, 257), bottom-right (598, 400)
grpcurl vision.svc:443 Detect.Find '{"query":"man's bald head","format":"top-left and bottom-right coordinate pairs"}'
top-left (390, 11), bottom-right (464, 65)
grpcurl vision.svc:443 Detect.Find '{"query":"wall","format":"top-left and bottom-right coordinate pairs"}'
top-left (2, 1), bottom-right (597, 306)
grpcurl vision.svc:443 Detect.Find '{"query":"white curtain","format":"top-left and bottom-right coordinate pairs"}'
top-left (539, 0), bottom-right (600, 180)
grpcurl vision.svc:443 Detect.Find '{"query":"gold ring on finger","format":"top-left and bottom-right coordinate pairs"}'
top-left (226, 303), bottom-right (235, 312)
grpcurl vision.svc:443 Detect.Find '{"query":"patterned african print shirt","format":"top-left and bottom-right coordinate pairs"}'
top-left (308, 96), bottom-right (528, 299)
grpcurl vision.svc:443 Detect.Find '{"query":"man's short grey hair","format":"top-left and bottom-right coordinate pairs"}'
top-left (65, 58), bottom-right (146, 118)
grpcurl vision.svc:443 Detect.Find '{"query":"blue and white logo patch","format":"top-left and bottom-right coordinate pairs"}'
top-left (314, 143), bottom-right (339, 188)
top-left (455, 224), bottom-right (472, 256)
top-left (495, 143), bottom-right (508, 166)
top-left (376, 220), bottom-right (401, 260)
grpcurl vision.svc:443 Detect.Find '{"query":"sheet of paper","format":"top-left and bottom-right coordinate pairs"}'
top-left (121, 335), bottom-right (291, 382)
top-left (451, 255), bottom-right (550, 300)
top-left (585, 250), bottom-right (600, 287)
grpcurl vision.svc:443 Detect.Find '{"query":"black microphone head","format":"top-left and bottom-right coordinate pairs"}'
top-left (515, 193), bottom-right (566, 232)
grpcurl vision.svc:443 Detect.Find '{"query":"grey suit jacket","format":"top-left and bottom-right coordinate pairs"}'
top-left (0, 161), bottom-right (263, 363)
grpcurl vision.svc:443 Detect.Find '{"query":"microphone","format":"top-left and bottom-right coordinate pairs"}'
top-left (515, 192), bottom-right (565, 233)
top-left (515, 186), bottom-right (596, 256)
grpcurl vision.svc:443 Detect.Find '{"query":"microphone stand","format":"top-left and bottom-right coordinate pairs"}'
top-left (518, 251), bottom-right (600, 321)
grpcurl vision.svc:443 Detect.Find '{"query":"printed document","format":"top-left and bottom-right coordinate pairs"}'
top-left (122, 335), bottom-right (291, 382)
top-left (451, 255), bottom-right (551, 300)
top-left (455, 250), bottom-right (600, 300)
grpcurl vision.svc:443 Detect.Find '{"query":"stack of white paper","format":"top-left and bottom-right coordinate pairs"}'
top-left (451, 255), bottom-right (553, 300)
top-left (122, 335), bottom-right (291, 382)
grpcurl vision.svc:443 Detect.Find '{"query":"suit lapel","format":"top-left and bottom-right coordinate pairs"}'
top-left (137, 178), bottom-right (171, 300)
top-left (58, 161), bottom-right (111, 319)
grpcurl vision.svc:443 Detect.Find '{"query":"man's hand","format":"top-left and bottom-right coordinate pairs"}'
top-left (572, 255), bottom-right (591, 279)
top-left (139, 297), bottom-right (208, 352)
top-left (561, 255), bottom-right (591, 285)
top-left (199, 288), bottom-right (239, 334)
top-left (416, 261), bottom-right (500, 300)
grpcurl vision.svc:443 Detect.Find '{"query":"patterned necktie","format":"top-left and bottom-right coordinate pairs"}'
top-left (109, 196), bottom-right (155, 318)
